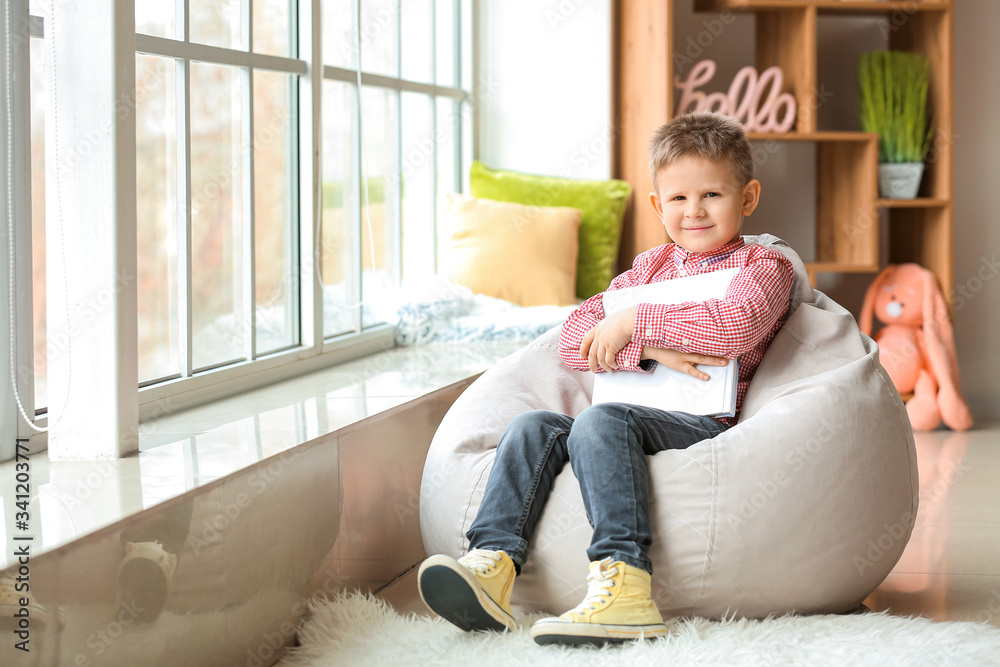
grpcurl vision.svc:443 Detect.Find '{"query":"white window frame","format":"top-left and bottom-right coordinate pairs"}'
top-left (137, 0), bottom-right (474, 419)
top-left (1, 0), bottom-right (38, 460)
top-left (4, 0), bottom-right (476, 459)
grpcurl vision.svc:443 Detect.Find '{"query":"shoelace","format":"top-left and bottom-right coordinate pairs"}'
top-left (565, 558), bottom-right (619, 615)
top-left (459, 549), bottom-right (504, 574)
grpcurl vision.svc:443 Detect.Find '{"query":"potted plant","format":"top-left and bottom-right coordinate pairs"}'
top-left (858, 50), bottom-right (934, 199)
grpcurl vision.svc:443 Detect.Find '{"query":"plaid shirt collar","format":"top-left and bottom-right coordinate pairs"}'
top-left (670, 237), bottom-right (746, 266)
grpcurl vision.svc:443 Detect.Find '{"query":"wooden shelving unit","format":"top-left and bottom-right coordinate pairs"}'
top-left (613, 0), bottom-right (954, 302)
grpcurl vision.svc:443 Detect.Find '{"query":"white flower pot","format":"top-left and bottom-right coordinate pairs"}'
top-left (878, 162), bottom-right (924, 199)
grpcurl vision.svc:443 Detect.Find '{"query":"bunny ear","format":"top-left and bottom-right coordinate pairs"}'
top-left (860, 266), bottom-right (892, 335)
top-left (919, 267), bottom-right (974, 430)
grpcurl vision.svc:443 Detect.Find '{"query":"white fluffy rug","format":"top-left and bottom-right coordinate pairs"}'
top-left (282, 592), bottom-right (1000, 667)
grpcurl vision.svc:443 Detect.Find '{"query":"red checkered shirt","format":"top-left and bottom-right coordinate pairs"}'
top-left (558, 238), bottom-right (794, 426)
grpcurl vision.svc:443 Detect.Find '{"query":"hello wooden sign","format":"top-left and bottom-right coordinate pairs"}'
top-left (674, 60), bottom-right (797, 133)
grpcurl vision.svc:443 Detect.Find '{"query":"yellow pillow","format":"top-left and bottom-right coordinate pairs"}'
top-left (439, 194), bottom-right (581, 307)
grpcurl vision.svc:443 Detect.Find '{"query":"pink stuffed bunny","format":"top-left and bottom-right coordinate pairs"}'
top-left (859, 263), bottom-right (973, 431)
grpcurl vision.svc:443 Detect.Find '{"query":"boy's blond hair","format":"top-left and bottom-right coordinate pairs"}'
top-left (647, 112), bottom-right (754, 190)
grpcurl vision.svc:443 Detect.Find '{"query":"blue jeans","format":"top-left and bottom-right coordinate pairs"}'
top-left (466, 403), bottom-right (729, 574)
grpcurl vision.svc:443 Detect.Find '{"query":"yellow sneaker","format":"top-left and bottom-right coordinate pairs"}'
top-left (418, 549), bottom-right (516, 632)
top-left (530, 558), bottom-right (668, 646)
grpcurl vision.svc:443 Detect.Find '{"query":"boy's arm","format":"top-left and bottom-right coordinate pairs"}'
top-left (632, 249), bottom-right (794, 358)
top-left (558, 253), bottom-right (654, 373)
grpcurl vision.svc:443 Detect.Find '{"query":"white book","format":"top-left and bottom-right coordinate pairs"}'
top-left (591, 267), bottom-right (740, 418)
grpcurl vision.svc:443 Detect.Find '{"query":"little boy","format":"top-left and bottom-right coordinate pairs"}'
top-left (417, 112), bottom-right (794, 646)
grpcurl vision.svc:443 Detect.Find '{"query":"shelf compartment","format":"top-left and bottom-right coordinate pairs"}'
top-left (889, 9), bottom-right (953, 201)
top-left (815, 137), bottom-right (880, 267)
top-left (695, 1), bottom-right (950, 15)
top-left (887, 207), bottom-right (953, 297)
top-left (755, 6), bottom-right (817, 132)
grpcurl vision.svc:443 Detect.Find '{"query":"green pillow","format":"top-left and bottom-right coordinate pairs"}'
top-left (469, 161), bottom-right (631, 300)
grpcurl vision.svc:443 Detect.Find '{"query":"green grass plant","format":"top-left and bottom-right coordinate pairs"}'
top-left (858, 50), bottom-right (933, 164)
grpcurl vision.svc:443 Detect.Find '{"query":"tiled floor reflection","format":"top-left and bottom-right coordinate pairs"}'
top-left (864, 424), bottom-right (1000, 627)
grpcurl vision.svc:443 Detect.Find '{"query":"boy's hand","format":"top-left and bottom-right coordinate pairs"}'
top-left (580, 307), bottom-right (637, 372)
top-left (640, 347), bottom-right (729, 381)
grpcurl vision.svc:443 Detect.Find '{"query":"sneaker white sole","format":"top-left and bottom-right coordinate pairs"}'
top-left (417, 555), bottom-right (515, 632)
top-left (530, 616), bottom-right (668, 646)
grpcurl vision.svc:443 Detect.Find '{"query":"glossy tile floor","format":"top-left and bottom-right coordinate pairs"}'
top-left (377, 421), bottom-right (1000, 628)
top-left (863, 423), bottom-right (1000, 626)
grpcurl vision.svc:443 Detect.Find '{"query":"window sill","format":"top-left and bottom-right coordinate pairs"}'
top-left (0, 341), bottom-right (523, 569)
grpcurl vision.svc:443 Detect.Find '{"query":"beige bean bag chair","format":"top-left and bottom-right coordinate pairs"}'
top-left (420, 235), bottom-right (917, 618)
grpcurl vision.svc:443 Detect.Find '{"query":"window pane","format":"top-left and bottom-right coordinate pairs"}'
top-left (401, 0), bottom-right (432, 83)
top-left (401, 93), bottom-right (434, 280)
top-left (323, 0), bottom-right (357, 70)
top-left (136, 54), bottom-right (180, 383)
top-left (361, 86), bottom-right (399, 328)
top-left (190, 62), bottom-right (244, 370)
top-left (361, 0), bottom-right (398, 77)
top-left (253, 0), bottom-right (291, 57)
top-left (435, 0), bottom-right (456, 86)
top-left (321, 80), bottom-right (357, 338)
top-left (436, 97), bottom-right (458, 206)
top-left (191, 0), bottom-right (243, 50)
top-left (254, 71), bottom-right (298, 355)
top-left (136, 0), bottom-right (176, 39)
top-left (462, 101), bottom-right (472, 192)
top-left (461, 0), bottom-right (472, 91)
top-left (29, 37), bottom-right (46, 410)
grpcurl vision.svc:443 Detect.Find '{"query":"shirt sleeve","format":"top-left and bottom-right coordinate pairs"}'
top-left (631, 249), bottom-right (794, 358)
top-left (557, 251), bottom-right (654, 373)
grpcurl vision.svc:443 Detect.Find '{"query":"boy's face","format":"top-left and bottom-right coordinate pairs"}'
top-left (648, 156), bottom-right (761, 254)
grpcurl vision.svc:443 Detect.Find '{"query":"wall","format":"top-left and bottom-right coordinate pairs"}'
top-left (476, 0), bottom-right (612, 181)
top-left (952, 0), bottom-right (1000, 420)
